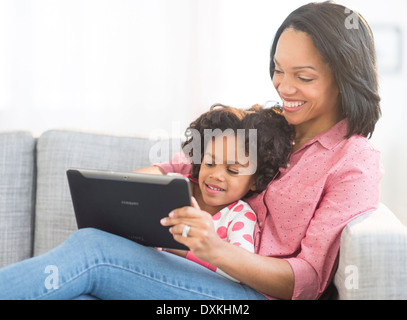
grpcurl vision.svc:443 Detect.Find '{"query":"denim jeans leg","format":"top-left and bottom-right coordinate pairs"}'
top-left (0, 228), bottom-right (267, 300)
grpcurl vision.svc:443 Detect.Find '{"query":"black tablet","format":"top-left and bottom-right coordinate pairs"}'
top-left (66, 168), bottom-right (191, 250)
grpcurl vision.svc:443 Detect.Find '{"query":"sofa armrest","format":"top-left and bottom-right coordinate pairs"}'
top-left (334, 203), bottom-right (407, 299)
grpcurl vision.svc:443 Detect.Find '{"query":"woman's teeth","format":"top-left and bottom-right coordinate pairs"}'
top-left (283, 100), bottom-right (306, 108)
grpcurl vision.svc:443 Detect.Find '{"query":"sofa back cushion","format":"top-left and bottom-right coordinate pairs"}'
top-left (34, 130), bottom-right (179, 256)
top-left (0, 132), bottom-right (36, 267)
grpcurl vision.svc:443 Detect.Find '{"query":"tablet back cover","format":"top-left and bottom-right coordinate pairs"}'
top-left (67, 169), bottom-right (190, 250)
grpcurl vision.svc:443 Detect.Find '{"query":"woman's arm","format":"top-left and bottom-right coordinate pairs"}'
top-left (161, 200), bottom-right (295, 300)
top-left (133, 166), bottom-right (164, 175)
top-left (210, 240), bottom-right (294, 300)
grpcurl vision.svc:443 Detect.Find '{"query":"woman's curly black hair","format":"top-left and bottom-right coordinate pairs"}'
top-left (182, 103), bottom-right (294, 197)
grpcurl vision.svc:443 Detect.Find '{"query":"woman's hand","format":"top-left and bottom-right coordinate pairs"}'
top-left (160, 197), bottom-right (224, 263)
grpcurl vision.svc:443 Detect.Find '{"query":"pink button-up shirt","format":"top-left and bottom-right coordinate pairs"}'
top-left (156, 120), bottom-right (383, 300)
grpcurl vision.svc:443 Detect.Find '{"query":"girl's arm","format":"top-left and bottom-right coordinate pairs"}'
top-left (133, 151), bottom-right (191, 176)
top-left (163, 248), bottom-right (188, 257)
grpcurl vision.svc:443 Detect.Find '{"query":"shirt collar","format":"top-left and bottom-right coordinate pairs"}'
top-left (298, 119), bottom-right (348, 151)
top-left (313, 119), bottom-right (348, 150)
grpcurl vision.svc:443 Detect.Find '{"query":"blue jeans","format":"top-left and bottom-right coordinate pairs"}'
top-left (0, 228), bottom-right (267, 300)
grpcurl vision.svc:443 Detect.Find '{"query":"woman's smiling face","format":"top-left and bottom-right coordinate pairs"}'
top-left (272, 28), bottom-right (342, 136)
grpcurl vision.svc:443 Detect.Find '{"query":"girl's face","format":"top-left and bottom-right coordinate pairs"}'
top-left (272, 28), bottom-right (341, 136)
top-left (198, 135), bottom-right (256, 213)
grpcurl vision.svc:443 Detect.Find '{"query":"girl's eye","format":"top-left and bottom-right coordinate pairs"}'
top-left (204, 161), bottom-right (215, 167)
top-left (273, 69), bottom-right (283, 75)
top-left (227, 168), bottom-right (239, 175)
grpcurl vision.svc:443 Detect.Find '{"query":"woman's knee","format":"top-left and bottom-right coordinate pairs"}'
top-left (68, 227), bottom-right (106, 241)
top-left (64, 228), bottom-right (114, 253)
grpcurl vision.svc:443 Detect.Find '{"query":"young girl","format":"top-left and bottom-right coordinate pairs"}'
top-left (163, 104), bottom-right (293, 281)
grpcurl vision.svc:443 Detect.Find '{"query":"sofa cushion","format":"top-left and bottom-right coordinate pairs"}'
top-left (0, 131), bottom-right (36, 267)
top-left (34, 130), bottom-right (179, 256)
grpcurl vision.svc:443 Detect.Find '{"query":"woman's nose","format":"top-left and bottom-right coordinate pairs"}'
top-left (275, 76), bottom-right (297, 96)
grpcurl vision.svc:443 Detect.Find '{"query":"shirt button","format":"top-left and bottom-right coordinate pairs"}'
top-left (259, 222), bottom-right (263, 228)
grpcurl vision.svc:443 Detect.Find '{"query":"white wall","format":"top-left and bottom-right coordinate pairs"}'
top-left (0, 0), bottom-right (406, 224)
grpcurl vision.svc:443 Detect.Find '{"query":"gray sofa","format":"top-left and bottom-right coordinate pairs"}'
top-left (1, 129), bottom-right (407, 299)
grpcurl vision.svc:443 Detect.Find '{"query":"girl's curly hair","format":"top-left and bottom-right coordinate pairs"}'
top-left (182, 103), bottom-right (293, 196)
top-left (242, 104), bottom-right (293, 193)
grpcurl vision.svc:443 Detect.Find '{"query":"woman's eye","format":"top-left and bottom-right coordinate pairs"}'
top-left (273, 69), bottom-right (283, 75)
top-left (299, 77), bottom-right (313, 82)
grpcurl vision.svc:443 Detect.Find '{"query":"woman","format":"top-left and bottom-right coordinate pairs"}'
top-left (145, 1), bottom-right (382, 300)
top-left (0, 2), bottom-right (382, 300)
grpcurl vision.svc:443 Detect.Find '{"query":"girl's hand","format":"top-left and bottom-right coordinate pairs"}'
top-left (160, 197), bottom-right (223, 262)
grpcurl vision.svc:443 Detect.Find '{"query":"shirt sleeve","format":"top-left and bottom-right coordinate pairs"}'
top-left (186, 202), bottom-right (257, 282)
top-left (153, 151), bottom-right (192, 175)
top-left (285, 145), bottom-right (383, 300)
top-left (226, 201), bottom-right (256, 253)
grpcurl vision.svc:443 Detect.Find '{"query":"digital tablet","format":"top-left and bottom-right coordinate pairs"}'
top-left (66, 168), bottom-right (191, 250)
